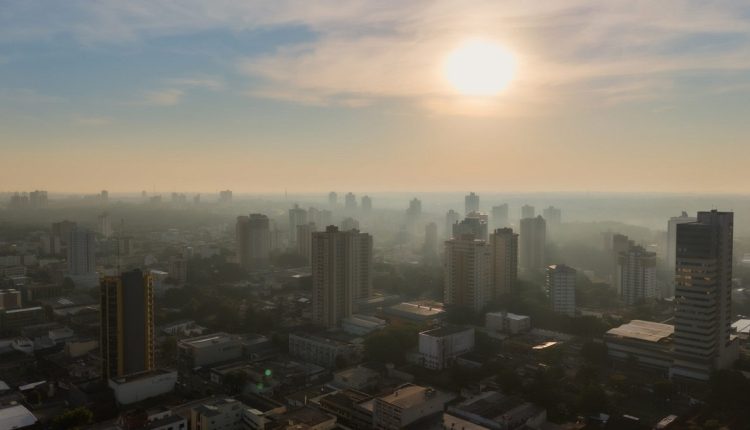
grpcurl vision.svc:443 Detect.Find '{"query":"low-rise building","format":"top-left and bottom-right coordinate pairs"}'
top-left (332, 365), bottom-right (381, 391)
top-left (190, 398), bottom-right (246, 430)
top-left (319, 389), bottom-right (374, 430)
top-left (446, 391), bottom-right (547, 430)
top-left (178, 333), bottom-right (244, 369)
top-left (373, 384), bottom-right (454, 430)
top-left (485, 312), bottom-right (531, 335)
top-left (418, 326), bottom-right (475, 370)
top-left (342, 314), bottom-right (386, 336)
top-left (0, 306), bottom-right (45, 335)
top-left (288, 333), bottom-right (358, 368)
top-left (108, 369), bottom-right (178, 405)
top-left (604, 320), bottom-right (674, 374)
top-left (382, 302), bottom-right (445, 326)
top-left (0, 404), bottom-right (37, 429)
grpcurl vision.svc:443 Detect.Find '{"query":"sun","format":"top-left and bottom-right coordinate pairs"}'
top-left (443, 39), bottom-right (517, 97)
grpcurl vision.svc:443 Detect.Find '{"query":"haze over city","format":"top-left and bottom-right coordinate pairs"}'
top-left (2, 1), bottom-right (750, 192)
top-left (2, 2), bottom-right (750, 430)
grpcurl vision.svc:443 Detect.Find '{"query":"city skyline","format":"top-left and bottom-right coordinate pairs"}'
top-left (2, 1), bottom-right (750, 193)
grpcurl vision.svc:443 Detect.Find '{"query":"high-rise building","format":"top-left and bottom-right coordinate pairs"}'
top-left (311, 226), bottom-right (373, 328)
top-left (68, 227), bottom-right (96, 276)
top-left (407, 198), bottom-right (422, 219)
top-left (100, 190), bottom-right (109, 202)
top-left (491, 204), bottom-right (509, 229)
top-left (345, 192), bottom-right (357, 211)
top-left (361, 195), bottom-right (372, 212)
top-left (236, 214), bottom-right (270, 269)
top-left (453, 213), bottom-right (489, 242)
top-left (423, 222), bottom-right (439, 264)
top-left (521, 204), bottom-right (535, 220)
top-left (341, 217), bottom-right (360, 231)
top-left (490, 228), bottom-right (518, 299)
top-left (444, 234), bottom-right (492, 313)
top-left (542, 206), bottom-right (562, 226)
top-left (328, 191), bottom-right (338, 207)
top-left (218, 190), bottom-right (232, 204)
top-left (29, 190), bottom-right (48, 208)
top-left (465, 192), bottom-right (480, 215)
top-left (519, 216), bottom-right (546, 272)
top-left (52, 220), bottom-right (77, 256)
top-left (671, 210), bottom-right (737, 380)
top-left (297, 222), bottom-right (317, 265)
top-left (609, 233), bottom-right (632, 291)
top-left (445, 210), bottom-right (460, 239)
top-left (100, 269), bottom-right (155, 380)
top-left (618, 245), bottom-right (657, 305)
top-left (288, 204), bottom-right (308, 244)
top-left (546, 264), bottom-right (576, 316)
top-left (98, 212), bottom-right (113, 238)
top-left (666, 211), bottom-right (697, 289)
top-left (319, 210), bottom-right (333, 228)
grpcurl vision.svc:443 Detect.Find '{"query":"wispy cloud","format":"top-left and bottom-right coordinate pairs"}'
top-left (3, 1), bottom-right (750, 115)
top-left (142, 89), bottom-right (184, 106)
top-left (165, 76), bottom-right (224, 90)
top-left (72, 115), bottom-right (114, 126)
top-left (0, 88), bottom-right (62, 104)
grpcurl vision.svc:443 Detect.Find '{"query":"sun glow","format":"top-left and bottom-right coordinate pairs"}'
top-left (443, 39), bottom-right (517, 96)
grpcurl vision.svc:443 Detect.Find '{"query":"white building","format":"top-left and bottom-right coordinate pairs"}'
top-left (546, 265), bottom-right (576, 317)
top-left (178, 333), bottom-right (243, 368)
top-left (485, 311), bottom-right (531, 334)
top-left (373, 384), bottom-right (454, 430)
top-left (618, 245), bottom-right (657, 305)
top-left (108, 369), bottom-right (177, 405)
top-left (288, 333), bottom-right (358, 368)
top-left (190, 398), bottom-right (245, 430)
top-left (418, 326), bottom-right (475, 370)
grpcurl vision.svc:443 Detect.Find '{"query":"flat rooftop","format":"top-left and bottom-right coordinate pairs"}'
top-left (379, 385), bottom-right (435, 409)
top-left (0, 404), bottom-right (37, 429)
top-left (388, 302), bottom-right (445, 317)
top-left (732, 319), bottom-right (750, 334)
top-left (179, 333), bottom-right (234, 348)
top-left (421, 325), bottom-right (472, 338)
top-left (606, 320), bottom-right (674, 343)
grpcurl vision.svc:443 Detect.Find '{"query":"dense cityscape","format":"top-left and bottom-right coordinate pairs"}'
top-left (1, 191), bottom-right (750, 429)
top-left (4, 1), bottom-right (750, 429)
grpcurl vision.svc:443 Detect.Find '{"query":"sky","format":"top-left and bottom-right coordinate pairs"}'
top-left (2, 1), bottom-right (750, 194)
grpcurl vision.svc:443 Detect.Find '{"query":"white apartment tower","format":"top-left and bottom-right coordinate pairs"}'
top-left (546, 264), bottom-right (576, 317)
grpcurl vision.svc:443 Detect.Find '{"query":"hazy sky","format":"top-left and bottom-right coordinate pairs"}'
top-left (2, 1), bottom-right (750, 193)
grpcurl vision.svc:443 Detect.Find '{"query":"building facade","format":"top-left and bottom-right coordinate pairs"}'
top-left (546, 264), bottom-right (576, 317)
top-left (443, 235), bottom-right (492, 313)
top-left (100, 269), bottom-right (155, 380)
top-left (311, 226), bottom-right (373, 328)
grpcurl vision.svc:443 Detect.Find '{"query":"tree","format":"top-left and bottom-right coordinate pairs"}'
top-left (580, 341), bottom-right (608, 366)
top-left (52, 407), bottom-right (93, 430)
top-left (577, 384), bottom-right (608, 414)
top-left (364, 325), bottom-right (419, 364)
top-left (223, 371), bottom-right (249, 395)
top-left (653, 379), bottom-right (675, 401)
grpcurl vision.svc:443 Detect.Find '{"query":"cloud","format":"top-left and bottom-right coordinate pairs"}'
top-left (142, 89), bottom-right (184, 106)
top-left (4, 1), bottom-right (750, 115)
top-left (0, 88), bottom-right (62, 104)
top-left (73, 115), bottom-right (114, 126)
top-left (165, 77), bottom-right (224, 90)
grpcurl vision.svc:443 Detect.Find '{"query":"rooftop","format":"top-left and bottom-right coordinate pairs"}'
top-left (606, 320), bottom-right (674, 343)
top-left (379, 384), bottom-right (438, 409)
top-left (421, 325), bottom-right (473, 338)
top-left (732, 319), bottom-right (750, 334)
top-left (388, 302), bottom-right (445, 317)
top-left (179, 333), bottom-right (234, 348)
top-left (0, 404), bottom-right (37, 429)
